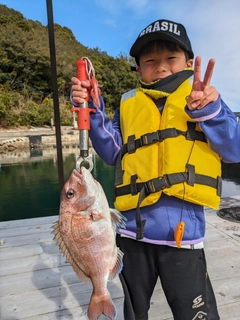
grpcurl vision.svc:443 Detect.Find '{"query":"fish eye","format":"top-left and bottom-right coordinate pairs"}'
top-left (66, 189), bottom-right (75, 199)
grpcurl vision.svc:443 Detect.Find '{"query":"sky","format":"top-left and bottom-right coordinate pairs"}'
top-left (1, 0), bottom-right (240, 112)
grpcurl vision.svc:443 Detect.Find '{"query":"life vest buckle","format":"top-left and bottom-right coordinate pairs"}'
top-left (140, 131), bottom-right (160, 146)
top-left (145, 175), bottom-right (171, 194)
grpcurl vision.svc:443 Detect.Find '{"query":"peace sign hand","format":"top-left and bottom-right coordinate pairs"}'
top-left (186, 56), bottom-right (219, 110)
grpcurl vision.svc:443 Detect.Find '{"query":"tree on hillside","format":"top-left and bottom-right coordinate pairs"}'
top-left (0, 4), bottom-right (138, 127)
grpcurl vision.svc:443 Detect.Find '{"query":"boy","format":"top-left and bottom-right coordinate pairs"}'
top-left (71, 19), bottom-right (240, 320)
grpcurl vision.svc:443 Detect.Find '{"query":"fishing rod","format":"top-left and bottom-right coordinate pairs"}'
top-left (46, 0), bottom-right (64, 192)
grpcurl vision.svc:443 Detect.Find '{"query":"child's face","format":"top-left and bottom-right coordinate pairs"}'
top-left (137, 46), bottom-right (193, 84)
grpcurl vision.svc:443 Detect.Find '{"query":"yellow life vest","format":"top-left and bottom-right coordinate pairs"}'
top-left (114, 77), bottom-right (222, 212)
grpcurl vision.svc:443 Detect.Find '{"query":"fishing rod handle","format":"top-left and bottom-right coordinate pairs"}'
top-left (76, 59), bottom-right (89, 101)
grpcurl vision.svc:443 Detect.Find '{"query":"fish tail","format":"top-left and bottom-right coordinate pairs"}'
top-left (87, 292), bottom-right (116, 320)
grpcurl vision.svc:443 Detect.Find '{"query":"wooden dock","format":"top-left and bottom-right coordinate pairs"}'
top-left (1, 196), bottom-right (240, 320)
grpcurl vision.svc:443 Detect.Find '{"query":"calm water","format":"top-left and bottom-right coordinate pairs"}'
top-left (0, 149), bottom-right (239, 222)
top-left (0, 149), bottom-right (115, 222)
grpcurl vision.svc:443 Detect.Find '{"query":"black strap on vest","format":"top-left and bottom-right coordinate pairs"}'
top-left (115, 167), bottom-right (222, 241)
top-left (133, 166), bottom-right (222, 240)
top-left (115, 169), bottom-right (222, 198)
top-left (116, 122), bottom-right (206, 180)
top-left (115, 122), bottom-right (206, 187)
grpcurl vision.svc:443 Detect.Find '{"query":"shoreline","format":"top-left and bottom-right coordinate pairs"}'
top-left (0, 126), bottom-right (74, 139)
top-left (0, 126), bottom-right (80, 152)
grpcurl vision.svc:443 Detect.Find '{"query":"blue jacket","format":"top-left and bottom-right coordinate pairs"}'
top-left (72, 89), bottom-right (240, 247)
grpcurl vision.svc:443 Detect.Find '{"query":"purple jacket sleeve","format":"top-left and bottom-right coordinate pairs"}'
top-left (185, 96), bottom-right (240, 163)
top-left (88, 96), bottom-right (122, 166)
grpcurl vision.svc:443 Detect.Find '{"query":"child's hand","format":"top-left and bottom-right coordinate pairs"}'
top-left (71, 77), bottom-right (91, 104)
top-left (186, 56), bottom-right (219, 110)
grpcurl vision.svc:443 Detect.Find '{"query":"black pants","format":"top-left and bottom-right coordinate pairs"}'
top-left (117, 235), bottom-right (220, 320)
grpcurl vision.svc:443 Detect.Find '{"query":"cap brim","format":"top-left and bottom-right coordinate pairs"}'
top-left (130, 32), bottom-right (191, 58)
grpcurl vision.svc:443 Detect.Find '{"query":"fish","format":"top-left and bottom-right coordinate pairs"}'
top-left (52, 166), bottom-right (126, 320)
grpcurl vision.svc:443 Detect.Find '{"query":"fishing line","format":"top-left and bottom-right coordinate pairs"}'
top-left (175, 140), bottom-right (196, 248)
top-left (179, 140), bottom-right (196, 222)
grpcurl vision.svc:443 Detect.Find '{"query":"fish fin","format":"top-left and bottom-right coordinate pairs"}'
top-left (77, 195), bottom-right (95, 212)
top-left (91, 209), bottom-right (104, 221)
top-left (108, 248), bottom-right (124, 281)
top-left (52, 221), bottom-right (91, 283)
top-left (88, 292), bottom-right (117, 320)
top-left (110, 208), bottom-right (127, 229)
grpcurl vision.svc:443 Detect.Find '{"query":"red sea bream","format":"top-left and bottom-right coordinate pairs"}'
top-left (52, 167), bottom-right (125, 320)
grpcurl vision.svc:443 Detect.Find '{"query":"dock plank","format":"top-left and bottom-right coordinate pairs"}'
top-left (1, 197), bottom-right (240, 320)
top-left (0, 221), bottom-right (55, 238)
top-left (0, 278), bottom-right (123, 320)
top-left (0, 215), bottom-right (57, 229)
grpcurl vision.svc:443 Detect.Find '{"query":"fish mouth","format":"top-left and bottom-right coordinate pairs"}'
top-left (72, 167), bottom-right (98, 188)
top-left (73, 165), bottom-right (90, 176)
top-left (72, 166), bottom-right (91, 181)
top-left (72, 168), bottom-right (83, 178)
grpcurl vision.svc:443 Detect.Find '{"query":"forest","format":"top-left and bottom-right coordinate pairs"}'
top-left (0, 4), bottom-right (139, 128)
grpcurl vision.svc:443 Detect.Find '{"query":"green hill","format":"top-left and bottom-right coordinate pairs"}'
top-left (0, 4), bottom-right (138, 127)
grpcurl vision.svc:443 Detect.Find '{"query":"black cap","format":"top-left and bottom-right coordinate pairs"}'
top-left (130, 19), bottom-right (194, 60)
